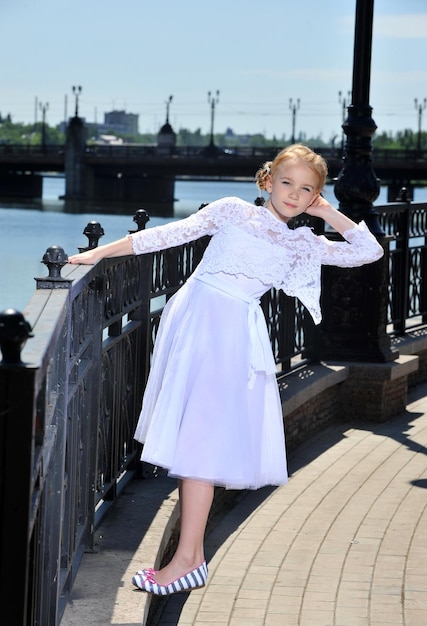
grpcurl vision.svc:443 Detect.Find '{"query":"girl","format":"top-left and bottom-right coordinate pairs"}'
top-left (68, 144), bottom-right (383, 596)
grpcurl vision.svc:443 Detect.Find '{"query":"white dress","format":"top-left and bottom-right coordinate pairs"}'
top-left (130, 197), bottom-right (384, 490)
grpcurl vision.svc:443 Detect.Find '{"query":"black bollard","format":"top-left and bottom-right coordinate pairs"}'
top-left (396, 187), bottom-right (411, 203)
top-left (42, 245), bottom-right (68, 278)
top-left (128, 208), bottom-right (150, 234)
top-left (78, 221), bottom-right (105, 252)
top-left (35, 245), bottom-right (72, 289)
top-left (0, 308), bottom-right (33, 365)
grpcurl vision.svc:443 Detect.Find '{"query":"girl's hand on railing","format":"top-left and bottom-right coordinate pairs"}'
top-left (68, 236), bottom-right (134, 265)
top-left (68, 249), bottom-right (99, 265)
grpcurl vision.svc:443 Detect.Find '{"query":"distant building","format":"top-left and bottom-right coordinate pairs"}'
top-left (76, 110), bottom-right (139, 137)
top-left (103, 110), bottom-right (139, 135)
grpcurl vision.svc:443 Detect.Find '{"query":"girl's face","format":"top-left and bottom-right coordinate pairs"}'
top-left (265, 159), bottom-right (320, 223)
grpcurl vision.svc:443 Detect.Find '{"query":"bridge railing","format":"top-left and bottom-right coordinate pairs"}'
top-left (0, 144), bottom-right (64, 157)
top-left (0, 200), bottom-right (426, 625)
top-left (0, 250), bottom-right (153, 625)
top-left (0, 143), bottom-right (426, 163)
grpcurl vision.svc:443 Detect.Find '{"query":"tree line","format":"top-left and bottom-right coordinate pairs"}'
top-left (0, 116), bottom-right (425, 150)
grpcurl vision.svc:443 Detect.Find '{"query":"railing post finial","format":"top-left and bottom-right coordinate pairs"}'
top-left (78, 221), bottom-right (105, 252)
top-left (35, 245), bottom-right (72, 289)
top-left (42, 245), bottom-right (68, 278)
top-left (128, 209), bottom-right (150, 233)
top-left (134, 208), bottom-right (150, 231)
top-left (396, 187), bottom-right (411, 203)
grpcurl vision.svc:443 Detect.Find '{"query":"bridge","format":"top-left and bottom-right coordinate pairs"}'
top-left (0, 142), bottom-right (426, 212)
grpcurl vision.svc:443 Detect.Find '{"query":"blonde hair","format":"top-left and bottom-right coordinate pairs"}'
top-left (255, 144), bottom-right (328, 192)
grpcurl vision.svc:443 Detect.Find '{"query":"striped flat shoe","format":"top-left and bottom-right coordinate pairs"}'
top-left (134, 567), bottom-right (157, 578)
top-left (131, 561), bottom-right (208, 595)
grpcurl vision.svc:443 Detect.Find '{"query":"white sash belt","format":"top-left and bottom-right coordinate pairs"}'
top-left (192, 273), bottom-right (277, 388)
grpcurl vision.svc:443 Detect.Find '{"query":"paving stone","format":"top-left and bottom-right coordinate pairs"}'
top-left (60, 383), bottom-right (427, 625)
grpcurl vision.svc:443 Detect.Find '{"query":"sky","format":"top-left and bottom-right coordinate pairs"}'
top-left (1, 0), bottom-right (426, 142)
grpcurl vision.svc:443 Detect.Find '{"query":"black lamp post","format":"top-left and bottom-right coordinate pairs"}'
top-left (65, 86), bottom-right (87, 200)
top-left (319, 0), bottom-right (395, 364)
top-left (338, 90), bottom-right (351, 151)
top-left (72, 85), bottom-right (82, 117)
top-left (333, 0), bottom-right (382, 236)
top-left (207, 90), bottom-right (220, 147)
top-left (414, 98), bottom-right (426, 152)
top-left (165, 95), bottom-right (173, 124)
top-left (39, 102), bottom-right (49, 153)
top-left (289, 98), bottom-right (300, 144)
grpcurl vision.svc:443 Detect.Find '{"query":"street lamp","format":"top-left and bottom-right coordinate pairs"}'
top-left (72, 85), bottom-right (82, 117)
top-left (289, 98), bottom-right (300, 144)
top-left (414, 98), bottom-right (426, 152)
top-left (338, 90), bottom-right (351, 150)
top-left (165, 95), bottom-right (173, 124)
top-left (207, 90), bottom-right (220, 147)
top-left (39, 102), bottom-right (49, 152)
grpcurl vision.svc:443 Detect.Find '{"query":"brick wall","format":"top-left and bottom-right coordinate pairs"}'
top-left (408, 348), bottom-right (427, 387)
top-left (284, 386), bottom-right (341, 451)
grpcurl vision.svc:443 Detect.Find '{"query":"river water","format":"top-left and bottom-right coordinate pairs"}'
top-left (1, 177), bottom-right (426, 312)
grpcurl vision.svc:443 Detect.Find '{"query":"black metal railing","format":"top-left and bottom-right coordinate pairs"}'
top-left (0, 252), bottom-right (152, 625)
top-left (0, 199), bottom-right (426, 625)
top-left (378, 201), bottom-right (427, 332)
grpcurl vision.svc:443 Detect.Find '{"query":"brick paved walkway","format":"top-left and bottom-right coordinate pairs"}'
top-left (61, 382), bottom-right (427, 626)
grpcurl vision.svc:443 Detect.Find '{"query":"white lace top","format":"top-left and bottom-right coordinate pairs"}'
top-left (129, 197), bottom-right (384, 323)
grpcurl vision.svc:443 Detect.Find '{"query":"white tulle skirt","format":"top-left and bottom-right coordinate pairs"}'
top-left (134, 272), bottom-right (288, 490)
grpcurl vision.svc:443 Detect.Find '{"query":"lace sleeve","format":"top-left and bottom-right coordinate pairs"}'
top-left (318, 221), bottom-right (384, 267)
top-left (128, 197), bottom-right (244, 254)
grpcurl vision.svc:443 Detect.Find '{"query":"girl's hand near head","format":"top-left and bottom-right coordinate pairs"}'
top-left (305, 194), bottom-right (360, 235)
top-left (304, 194), bottom-right (335, 219)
